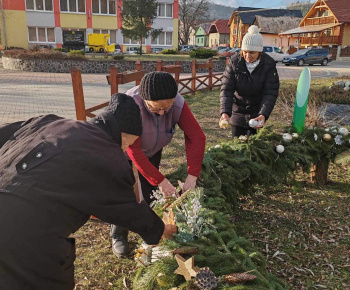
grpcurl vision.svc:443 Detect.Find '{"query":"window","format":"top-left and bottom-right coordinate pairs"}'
top-left (158, 3), bottom-right (173, 18)
top-left (60, 0), bottom-right (85, 13)
top-left (28, 27), bottom-right (55, 43)
top-left (151, 32), bottom-right (172, 45)
top-left (26, 0), bottom-right (53, 11)
top-left (123, 36), bottom-right (145, 45)
top-left (93, 29), bottom-right (117, 44)
top-left (92, 0), bottom-right (116, 15)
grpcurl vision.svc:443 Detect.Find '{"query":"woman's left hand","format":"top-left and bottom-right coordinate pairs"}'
top-left (255, 115), bottom-right (266, 128)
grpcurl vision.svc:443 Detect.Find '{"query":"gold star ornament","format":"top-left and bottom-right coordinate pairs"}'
top-left (174, 254), bottom-right (199, 281)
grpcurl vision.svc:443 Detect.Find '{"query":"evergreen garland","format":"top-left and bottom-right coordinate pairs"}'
top-left (133, 126), bottom-right (350, 289)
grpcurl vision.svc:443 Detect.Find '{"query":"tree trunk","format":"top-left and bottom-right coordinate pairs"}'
top-left (310, 158), bottom-right (330, 185)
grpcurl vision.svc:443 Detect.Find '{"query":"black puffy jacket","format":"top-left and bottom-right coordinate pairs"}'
top-left (220, 52), bottom-right (280, 127)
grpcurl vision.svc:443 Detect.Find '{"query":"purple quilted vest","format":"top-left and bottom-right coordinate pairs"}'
top-left (124, 86), bottom-right (185, 158)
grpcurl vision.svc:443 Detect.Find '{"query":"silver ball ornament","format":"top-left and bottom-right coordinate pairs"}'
top-left (282, 133), bottom-right (293, 143)
top-left (248, 119), bottom-right (258, 128)
top-left (338, 127), bottom-right (349, 136)
top-left (276, 144), bottom-right (285, 153)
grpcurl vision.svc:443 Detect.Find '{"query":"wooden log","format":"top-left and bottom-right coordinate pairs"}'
top-left (310, 158), bottom-right (330, 185)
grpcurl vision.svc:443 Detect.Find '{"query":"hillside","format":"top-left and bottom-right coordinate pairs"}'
top-left (287, 1), bottom-right (314, 16)
top-left (206, 3), bottom-right (235, 21)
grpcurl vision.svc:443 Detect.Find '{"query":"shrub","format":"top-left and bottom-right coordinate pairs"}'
top-left (113, 54), bottom-right (125, 60)
top-left (54, 47), bottom-right (69, 53)
top-left (67, 50), bottom-right (85, 56)
top-left (189, 48), bottom-right (216, 59)
top-left (161, 49), bottom-right (177, 55)
top-left (3, 49), bottom-right (86, 61)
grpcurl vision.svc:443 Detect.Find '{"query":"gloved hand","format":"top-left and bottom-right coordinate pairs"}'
top-left (158, 178), bottom-right (179, 197)
top-left (178, 174), bottom-right (197, 193)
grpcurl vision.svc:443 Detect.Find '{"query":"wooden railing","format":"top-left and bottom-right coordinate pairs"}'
top-left (301, 35), bottom-right (340, 46)
top-left (304, 16), bottom-right (335, 26)
top-left (71, 65), bottom-right (145, 121)
top-left (156, 60), bottom-right (182, 86)
top-left (177, 58), bottom-right (224, 95)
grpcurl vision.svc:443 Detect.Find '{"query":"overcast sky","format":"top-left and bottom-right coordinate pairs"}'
top-left (210, 0), bottom-right (312, 8)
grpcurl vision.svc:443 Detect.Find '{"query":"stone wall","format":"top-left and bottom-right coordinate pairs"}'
top-left (2, 57), bottom-right (227, 74)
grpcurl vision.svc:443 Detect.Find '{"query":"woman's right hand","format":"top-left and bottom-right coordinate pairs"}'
top-left (219, 113), bottom-right (230, 129)
top-left (158, 178), bottom-right (179, 198)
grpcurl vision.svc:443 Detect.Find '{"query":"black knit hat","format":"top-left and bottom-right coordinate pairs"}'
top-left (138, 71), bottom-right (178, 101)
top-left (107, 93), bottom-right (142, 136)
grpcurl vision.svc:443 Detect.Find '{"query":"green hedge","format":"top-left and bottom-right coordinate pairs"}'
top-left (189, 48), bottom-right (217, 59)
top-left (161, 49), bottom-right (177, 55)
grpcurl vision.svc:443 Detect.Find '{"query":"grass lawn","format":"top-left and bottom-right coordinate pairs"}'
top-left (74, 77), bottom-right (350, 289)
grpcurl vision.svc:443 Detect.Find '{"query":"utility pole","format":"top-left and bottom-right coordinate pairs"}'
top-left (1, 0), bottom-right (8, 49)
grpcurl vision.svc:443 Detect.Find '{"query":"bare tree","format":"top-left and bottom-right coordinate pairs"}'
top-left (178, 0), bottom-right (209, 45)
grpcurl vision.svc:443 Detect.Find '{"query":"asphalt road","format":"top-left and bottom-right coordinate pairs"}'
top-left (0, 59), bottom-right (349, 124)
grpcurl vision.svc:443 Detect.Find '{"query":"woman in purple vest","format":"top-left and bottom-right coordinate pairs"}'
top-left (110, 72), bottom-right (206, 258)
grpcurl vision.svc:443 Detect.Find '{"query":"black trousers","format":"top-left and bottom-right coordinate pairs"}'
top-left (231, 126), bottom-right (257, 138)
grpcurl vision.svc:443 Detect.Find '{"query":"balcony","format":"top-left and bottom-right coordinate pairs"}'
top-left (301, 35), bottom-right (340, 46)
top-left (305, 16), bottom-right (335, 26)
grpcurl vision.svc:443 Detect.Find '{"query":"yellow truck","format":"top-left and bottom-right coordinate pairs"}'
top-left (87, 33), bottom-right (115, 53)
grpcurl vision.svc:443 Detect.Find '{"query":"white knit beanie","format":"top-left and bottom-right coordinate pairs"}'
top-left (241, 25), bottom-right (263, 52)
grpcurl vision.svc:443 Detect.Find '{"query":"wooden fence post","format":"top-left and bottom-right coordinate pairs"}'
top-left (70, 66), bottom-right (87, 121)
top-left (135, 61), bottom-right (143, 85)
top-left (110, 65), bottom-right (118, 96)
top-left (208, 58), bottom-right (213, 91)
top-left (174, 60), bottom-right (181, 85)
top-left (156, 60), bottom-right (162, 71)
top-left (191, 59), bottom-right (196, 95)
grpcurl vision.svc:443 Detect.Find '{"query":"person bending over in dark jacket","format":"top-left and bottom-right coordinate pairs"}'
top-left (220, 25), bottom-right (280, 137)
top-left (0, 93), bottom-right (175, 290)
top-left (110, 72), bottom-right (206, 258)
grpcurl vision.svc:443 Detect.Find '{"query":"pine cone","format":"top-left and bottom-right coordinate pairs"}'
top-left (225, 272), bottom-right (257, 284)
top-left (195, 267), bottom-right (217, 290)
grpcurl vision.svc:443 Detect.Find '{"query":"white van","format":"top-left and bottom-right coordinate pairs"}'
top-left (263, 46), bottom-right (289, 62)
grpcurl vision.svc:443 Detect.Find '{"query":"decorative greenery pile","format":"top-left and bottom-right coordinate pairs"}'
top-left (133, 126), bottom-right (350, 289)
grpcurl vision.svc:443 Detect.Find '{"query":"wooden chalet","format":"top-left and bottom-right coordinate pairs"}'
top-left (279, 0), bottom-right (350, 49)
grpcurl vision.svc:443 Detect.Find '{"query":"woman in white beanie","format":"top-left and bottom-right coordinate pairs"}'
top-left (219, 25), bottom-right (280, 137)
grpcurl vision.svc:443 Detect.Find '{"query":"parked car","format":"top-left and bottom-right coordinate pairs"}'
top-left (152, 47), bottom-right (164, 54)
top-left (217, 47), bottom-right (232, 53)
top-left (263, 46), bottom-right (289, 62)
top-left (125, 46), bottom-right (141, 54)
top-left (179, 45), bottom-right (197, 51)
top-left (114, 43), bottom-right (122, 54)
top-left (282, 48), bottom-right (332, 66)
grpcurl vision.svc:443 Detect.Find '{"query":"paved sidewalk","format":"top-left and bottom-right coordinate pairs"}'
top-left (1, 59), bottom-right (349, 124)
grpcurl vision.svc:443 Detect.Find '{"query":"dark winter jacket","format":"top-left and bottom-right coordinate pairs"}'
top-left (220, 52), bottom-right (280, 127)
top-left (0, 114), bottom-right (164, 290)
